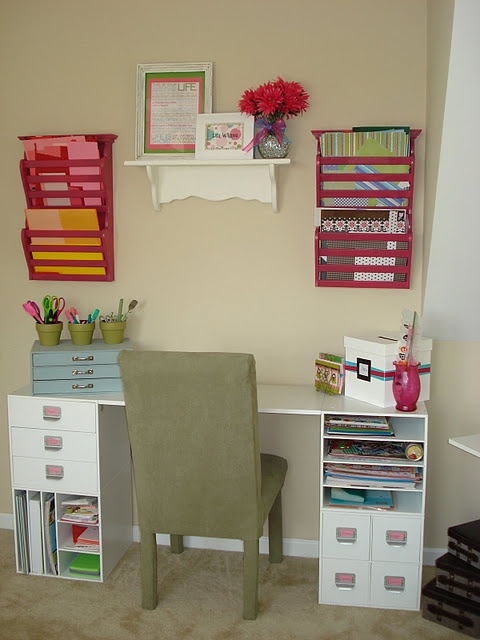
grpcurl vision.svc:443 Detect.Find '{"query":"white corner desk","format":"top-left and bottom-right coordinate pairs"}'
top-left (8, 383), bottom-right (428, 610)
top-left (449, 434), bottom-right (480, 458)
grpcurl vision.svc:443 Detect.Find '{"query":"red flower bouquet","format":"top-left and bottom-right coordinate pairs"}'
top-left (238, 77), bottom-right (309, 153)
top-left (239, 77), bottom-right (309, 122)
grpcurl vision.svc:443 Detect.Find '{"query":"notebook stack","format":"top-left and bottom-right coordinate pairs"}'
top-left (422, 519), bottom-right (480, 638)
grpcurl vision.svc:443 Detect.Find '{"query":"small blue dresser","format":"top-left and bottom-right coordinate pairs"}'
top-left (31, 338), bottom-right (132, 396)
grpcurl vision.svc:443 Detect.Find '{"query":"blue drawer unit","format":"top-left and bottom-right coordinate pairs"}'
top-left (31, 338), bottom-right (132, 396)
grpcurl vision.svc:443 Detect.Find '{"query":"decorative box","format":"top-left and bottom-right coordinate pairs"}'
top-left (343, 331), bottom-right (432, 407)
top-left (31, 338), bottom-right (132, 396)
top-left (422, 578), bottom-right (480, 638)
top-left (448, 519), bottom-right (480, 571)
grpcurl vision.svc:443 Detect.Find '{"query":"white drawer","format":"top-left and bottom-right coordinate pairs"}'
top-left (8, 396), bottom-right (96, 432)
top-left (370, 562), bottom-right (421, 610)
top-left (319, 558), bottom-right (370, 606)
top-left (322, 512), bottom-right (371, 560)
top-left (12, 457), bottom-right (98, 493)
top-left (10, 427), bottom-right (97, 462)
top-left (371, 516), bottom-right (422, 563)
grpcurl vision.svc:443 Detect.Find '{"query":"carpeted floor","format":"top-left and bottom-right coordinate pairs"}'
top-left (0, 528), bottom-right (466, 640)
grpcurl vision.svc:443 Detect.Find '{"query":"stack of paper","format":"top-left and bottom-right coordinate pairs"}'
top-left (60, 497), bottom-right (98, 525)
top-left (325, 415), bottom-right (394, 436)
top-left (324, 463), bottom-right (421, 489)
top-left (25, 208), bottom-right (105, 276)
top-left (328, 487), bottom-right (394, 510)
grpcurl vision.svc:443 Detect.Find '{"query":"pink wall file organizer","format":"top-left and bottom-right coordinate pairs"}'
top-left (312, 128), bottom-right (421, 288)
top-left (19, 133), bottom-right (117, 282)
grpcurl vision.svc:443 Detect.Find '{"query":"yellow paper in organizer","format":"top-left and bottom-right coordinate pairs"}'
top-left (25, 208), bottom-right (106, 275)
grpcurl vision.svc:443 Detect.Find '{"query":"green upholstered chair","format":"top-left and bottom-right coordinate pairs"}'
top-left (118, 350), bottom-right (288, 620)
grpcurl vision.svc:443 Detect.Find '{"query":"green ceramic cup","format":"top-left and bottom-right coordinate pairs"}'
top-left (68, 322), bottom-right (95, 346)
top-left (100, 321), bottom-right (126, 345)
top-left (36, 322), bottom-right (63, 347)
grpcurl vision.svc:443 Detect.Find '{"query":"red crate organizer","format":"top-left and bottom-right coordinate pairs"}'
top-left (19, 133), bottom-right (117, 282)
top-left (311, 129), bottom-right (421, 288)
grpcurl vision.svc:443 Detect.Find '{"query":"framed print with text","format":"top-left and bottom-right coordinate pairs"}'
top-left (136, 62), bottom-right (213, 159)
top-left (194, 113), bottom-right (254, 160)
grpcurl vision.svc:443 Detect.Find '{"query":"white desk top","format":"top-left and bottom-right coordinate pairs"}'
top-left (449, 434), bottom-right (480, 459)
top-left (9, 383), bottom-right (427, 417)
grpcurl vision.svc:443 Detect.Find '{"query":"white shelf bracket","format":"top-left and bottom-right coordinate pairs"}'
top-left (125, 158), bottom-right (290, 213)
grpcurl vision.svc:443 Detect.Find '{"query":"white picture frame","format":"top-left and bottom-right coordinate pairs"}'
top-left (194, 113), bottom-right (254, 160)
top-left (135, 62), bottom-right (213, 159)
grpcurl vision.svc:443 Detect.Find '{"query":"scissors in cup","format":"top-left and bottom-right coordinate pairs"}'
top-left (23, 300), bottom-right (44, 324)
top-left (42, 295), bottom-right (66, 323)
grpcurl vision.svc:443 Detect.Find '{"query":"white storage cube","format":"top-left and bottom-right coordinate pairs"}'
top-left (344, 331), bottom-right (432, 408)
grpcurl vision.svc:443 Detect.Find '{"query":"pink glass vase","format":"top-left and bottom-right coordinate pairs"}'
top-left (392, 362), bottom-right (421, 412)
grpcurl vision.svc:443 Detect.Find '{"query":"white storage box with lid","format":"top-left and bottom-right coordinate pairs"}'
top-left (343, 331), bottom-right (432, 407)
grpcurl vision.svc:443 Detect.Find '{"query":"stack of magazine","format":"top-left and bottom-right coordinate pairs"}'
top-left (324, 463), bottom-right (421, 489)
top-left (325, 414), bottom-right (394, 437)
top-left (60, 497), bottom-right (98, 525)
top-left (326, 440), bottom-right (407, 461)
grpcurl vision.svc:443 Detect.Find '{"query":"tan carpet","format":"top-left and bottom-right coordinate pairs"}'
top-left (0, 529), bottom-right (466, 640)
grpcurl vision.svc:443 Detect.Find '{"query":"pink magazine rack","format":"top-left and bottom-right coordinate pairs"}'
top-left (19, 133), bottom-right (117, 282)
top-left (312, 129), bottom-right (421, 289)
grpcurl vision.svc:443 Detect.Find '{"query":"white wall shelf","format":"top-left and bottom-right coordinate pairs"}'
top-left (124, 158), bottom-right (290, 213)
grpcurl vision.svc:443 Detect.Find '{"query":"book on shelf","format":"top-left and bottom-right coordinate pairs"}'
top-left (15, 492), bottom-right (29, 573)
top-left (324, 477), bottom-right (416, 489)
top-left (326, 440), bottom-right (408, 461)
top-left (325, 414), bottom-right (394, 437)
top-left (324, 462), bottom-right (420, 477)
top-left (327, 425), bottom-right (395, 437)
top-left (43, 494), bottom-right (58, 575)
top-left (328, 487), bottom-right (394, 510)
top-left (61, 497), bottom-right (96, 507)
top-left (60, 497), bottom-right (98, 525)
top-left (28, 492), bottom-right (44, 574)
top-left (324, 463), bottom-right (421, 489)
top-left (326, 414), bottom-right (390, 427)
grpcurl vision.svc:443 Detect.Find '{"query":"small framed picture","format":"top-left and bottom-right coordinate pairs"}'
top-left (136, 62), bottom-right (213, 159)
top-left (194, 113), bottom-right (254, 160)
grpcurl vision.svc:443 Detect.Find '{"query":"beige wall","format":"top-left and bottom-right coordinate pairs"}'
top-left (0, 0), bottom-right (472, 550)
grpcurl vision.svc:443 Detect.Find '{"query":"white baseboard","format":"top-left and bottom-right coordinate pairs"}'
top-left (146, 530), bottom-right (320, 558)
top-left (0, 513), bottom-right (444, 565)
top-left (0, 513), bottom-right (13, 530)
top-left (423, 547), bottom-right (446, 566)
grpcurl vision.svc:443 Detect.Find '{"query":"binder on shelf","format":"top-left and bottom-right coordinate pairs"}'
top-left (28, 492), bottom-right (44, 574)
top-left (14, 491), bottom-right (29, 574)
top-left (43, 494), bottom-right (58, 575)
top-left (69, 553), bottom-right (100, 576)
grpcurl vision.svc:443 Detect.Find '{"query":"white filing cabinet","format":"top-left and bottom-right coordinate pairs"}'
top-left (8, 388), bottom-right (132, 582)
top-left (319, 395), bottom-right (428, 610)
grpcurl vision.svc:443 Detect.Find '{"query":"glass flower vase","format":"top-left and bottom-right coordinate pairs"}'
top-left (257, 132), bottom-right (290, 159)
top-left (392, 362), bottom-right (421, 412)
